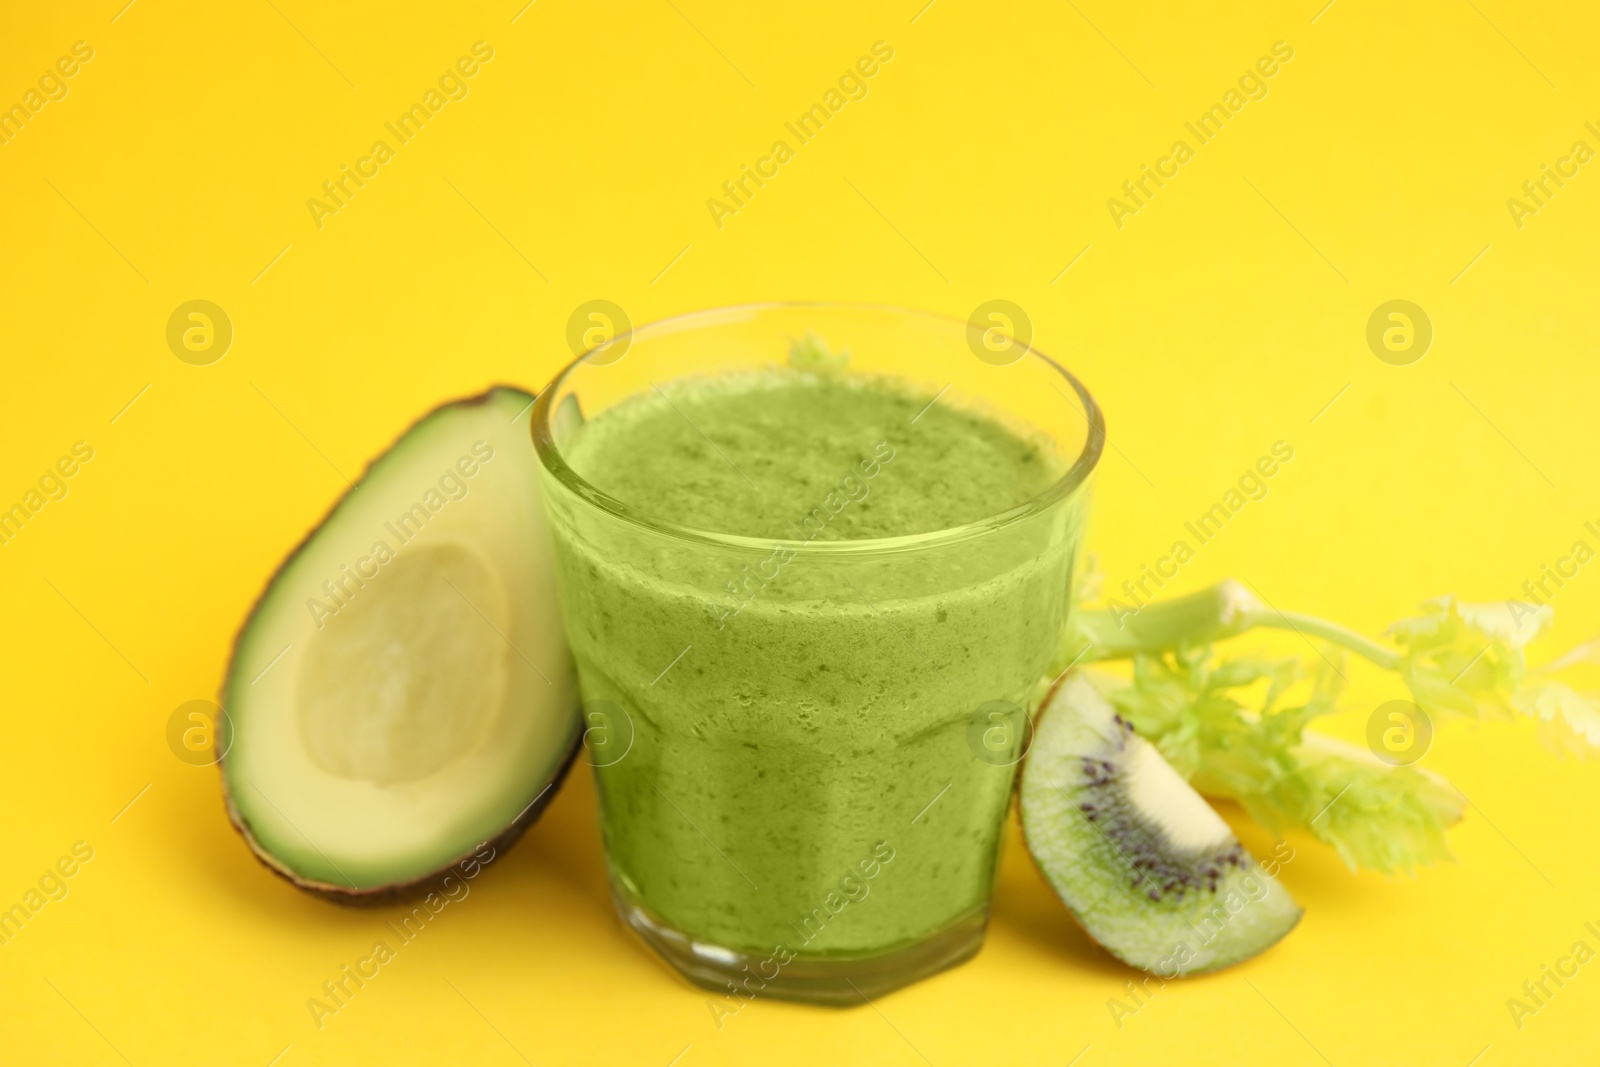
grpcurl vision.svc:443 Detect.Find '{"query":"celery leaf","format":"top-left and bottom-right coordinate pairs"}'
top-left (1093, 649), bottom-right (1462, 875)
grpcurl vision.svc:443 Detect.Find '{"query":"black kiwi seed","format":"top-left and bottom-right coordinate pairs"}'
top-left (1065, 747), bottom-right (1253, 905)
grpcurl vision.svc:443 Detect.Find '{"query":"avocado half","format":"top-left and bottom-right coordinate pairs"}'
top-left (219, 386), bottom-right (580, 903)
top-left (1020, 672), bottom-right (1301, 975)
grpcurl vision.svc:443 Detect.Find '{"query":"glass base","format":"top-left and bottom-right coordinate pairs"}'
top-left (611, 882), bottom-right (987, 1005)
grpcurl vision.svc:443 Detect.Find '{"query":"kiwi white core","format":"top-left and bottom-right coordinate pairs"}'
top-left (296, 541), bottom-right (509, 785)
top-left (1123, 735), bottom-right (1233, 852)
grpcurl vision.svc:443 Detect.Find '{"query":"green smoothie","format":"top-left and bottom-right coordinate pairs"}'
top-left (547, 364), bottom-right (1076, 963)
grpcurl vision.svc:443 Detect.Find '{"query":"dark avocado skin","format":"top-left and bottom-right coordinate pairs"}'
top-left (215, 385), bottom-right (581, 904)
top-left (219, 730), bottom-right (579, 906)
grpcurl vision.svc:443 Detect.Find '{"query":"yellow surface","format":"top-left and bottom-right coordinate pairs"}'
top-left (2, 1), bottom-right (1597, 1064)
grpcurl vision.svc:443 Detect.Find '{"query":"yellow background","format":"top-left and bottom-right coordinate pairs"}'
top-left (2, 0), bottom-right (1597, 1063)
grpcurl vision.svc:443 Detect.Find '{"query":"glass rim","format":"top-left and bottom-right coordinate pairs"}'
top-left (530, 301), bottom-right (1105, 553)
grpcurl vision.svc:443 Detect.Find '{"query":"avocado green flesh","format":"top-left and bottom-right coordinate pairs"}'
top-left (1021, 674), bottom-right (1301, 975)
top-left (221, 387), bottom-right (579, 893)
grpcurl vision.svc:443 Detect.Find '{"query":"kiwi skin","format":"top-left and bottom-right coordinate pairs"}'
top-left (214, 385), bottom-right (581, 906)
top-left (1019, 671), bottom-right (1301, 975)
top-left (1019, 672), bottom-right (1083, 937)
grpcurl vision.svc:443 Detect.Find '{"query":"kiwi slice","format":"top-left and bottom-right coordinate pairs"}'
top-left (219, 387), bottom-right (580, 903)
top-left (1020, 672), bottom-right (1302, 975)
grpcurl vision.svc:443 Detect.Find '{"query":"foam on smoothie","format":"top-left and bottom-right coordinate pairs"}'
top-left (562, 369), bottom-right (1059, 539)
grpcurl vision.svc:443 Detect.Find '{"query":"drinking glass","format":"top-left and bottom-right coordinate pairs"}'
top-left (532, 303), bottom-right (1102, 1003)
